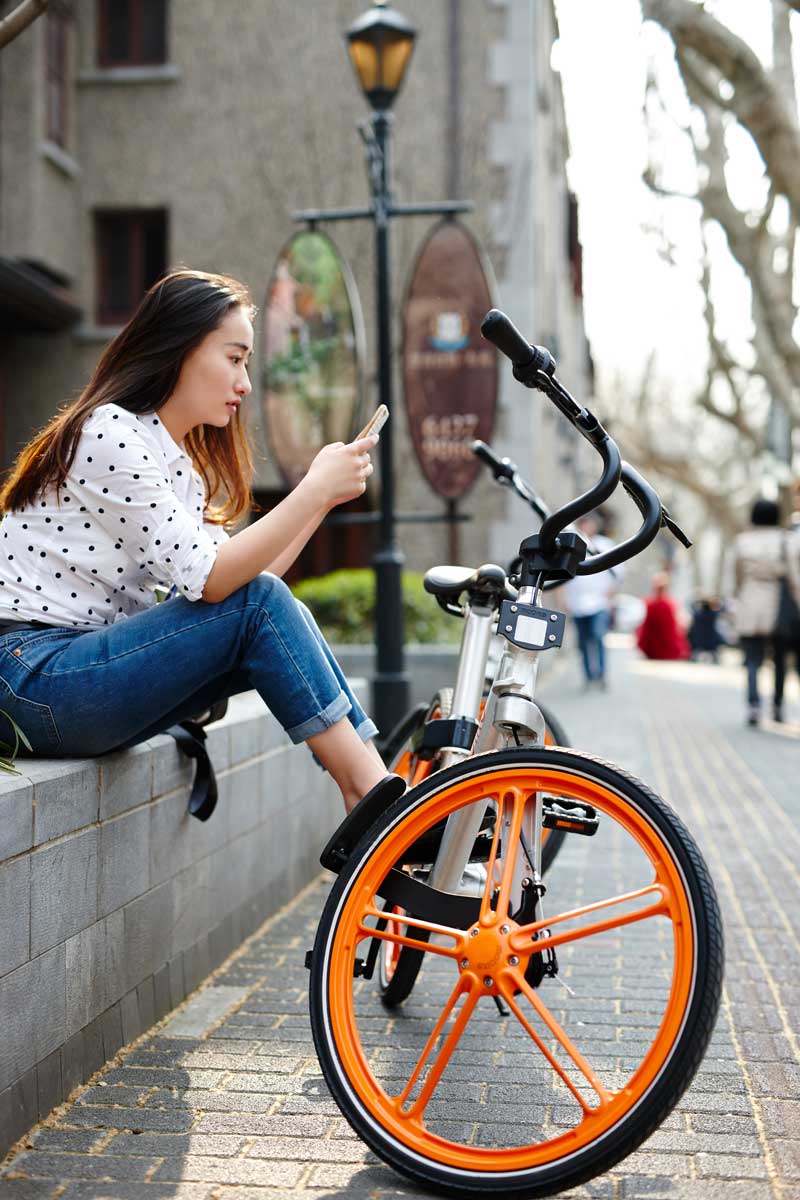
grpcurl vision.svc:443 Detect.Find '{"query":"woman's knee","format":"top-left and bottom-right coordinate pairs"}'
top-left (295, 598), bottom-right (318, 629)
top-left (244, 571), bottom-right (294, 612)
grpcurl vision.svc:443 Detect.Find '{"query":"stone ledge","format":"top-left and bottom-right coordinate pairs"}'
top-left (0, 685), bottom-right (362, 1158)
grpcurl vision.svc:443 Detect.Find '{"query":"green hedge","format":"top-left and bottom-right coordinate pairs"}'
top-left (293, 569), bottom-right (461, 645)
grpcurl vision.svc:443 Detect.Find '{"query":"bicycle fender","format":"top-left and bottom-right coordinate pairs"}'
top-left (320, 774), bottom-right (408, 873)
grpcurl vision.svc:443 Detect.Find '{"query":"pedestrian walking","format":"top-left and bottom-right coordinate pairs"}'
top-left (636, 572), bottom-right (690, 661)
top-left (688, 595), bottom-right (725, 663)
top-left (564, 511), bottom-right (621, 689)
top-left (733, 498), bottom-right (800, 725)
top-left (0, 268), bottom-right (401, 815)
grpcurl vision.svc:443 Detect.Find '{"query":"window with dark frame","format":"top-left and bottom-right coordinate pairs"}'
top-left (97, 0), bottom-right (167, 68)
top-left (45, 4), bottom-right (69, 147)
top-left (95, 210), bottom-right (168, 325)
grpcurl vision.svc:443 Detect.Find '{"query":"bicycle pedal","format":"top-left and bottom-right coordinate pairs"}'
top-left (542, 796), bottom-right (598, 836)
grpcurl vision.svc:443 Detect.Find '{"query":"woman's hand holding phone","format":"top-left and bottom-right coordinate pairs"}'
top-left (304, 406), bottom-right (388, 508)
top-left (305, 434), bottom-right (377, 507)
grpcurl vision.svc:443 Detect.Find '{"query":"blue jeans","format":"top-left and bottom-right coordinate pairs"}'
top-left (572, 610), bottom-right (609, 682)
top-left (0, 574), bottom-right (377, 757)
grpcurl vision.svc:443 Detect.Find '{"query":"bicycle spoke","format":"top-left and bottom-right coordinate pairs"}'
top-left (359, 904), bottom-right (462, 960)
top-left (512, 882), bottom-right (669, 954)
top-left (479, 795), bottom-right (505, 922)
top-left (481, 788), bottom-right (527, 924)
top-left (500, 969), bottom-right (613, 1110)
top-left (394, 976), bottom-right (481, 1120)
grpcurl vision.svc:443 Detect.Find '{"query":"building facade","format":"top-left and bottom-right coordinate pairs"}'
top-left (0, 0), bottom-right (590, 577)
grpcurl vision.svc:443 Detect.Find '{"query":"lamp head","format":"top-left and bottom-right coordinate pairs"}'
top-left (345, 1), bottom-right (416, 112)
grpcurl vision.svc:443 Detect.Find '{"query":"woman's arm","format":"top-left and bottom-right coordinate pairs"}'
top-left (265, 506), bottom-right (327, 579)
top-left (202, 436), bottom-right (375, 603)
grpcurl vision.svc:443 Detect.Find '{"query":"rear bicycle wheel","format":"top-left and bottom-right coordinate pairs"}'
top-left (378, 695), bottom-right (570, 1008)
top-left (379, 690), bottom-right (454, 1003)
top-left (309, 748), bottom-right (723, 1198)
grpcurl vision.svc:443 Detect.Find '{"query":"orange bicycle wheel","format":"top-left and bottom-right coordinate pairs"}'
top-left (309, 748), bottom-right (723, 1198)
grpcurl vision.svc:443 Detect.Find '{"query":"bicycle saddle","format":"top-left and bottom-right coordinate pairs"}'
top-left (423, 563), bottom-right (517, 604)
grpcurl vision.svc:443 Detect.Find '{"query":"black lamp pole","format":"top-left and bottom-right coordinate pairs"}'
top-left (369, 107), bottom-right (409, 736)
top-left (292, 1), bottom-right (472, 740)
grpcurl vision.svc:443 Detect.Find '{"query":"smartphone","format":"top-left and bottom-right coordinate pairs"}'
top-left (356, 404), bottom-right (389, 440)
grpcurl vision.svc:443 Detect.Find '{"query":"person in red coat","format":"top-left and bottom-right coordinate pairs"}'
top-left (636, 572), bottom-right (690, 660)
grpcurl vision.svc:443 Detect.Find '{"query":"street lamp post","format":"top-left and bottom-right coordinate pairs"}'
top-left (292, 0), bottom-right (472, 739)
top-left (345, 2), bottom-right (416, 738)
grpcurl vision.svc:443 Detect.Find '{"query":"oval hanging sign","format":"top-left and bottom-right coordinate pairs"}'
top-left (402, 220), bottom-right (498, 499)
top-left (262, 231), bottom-right (366, 489)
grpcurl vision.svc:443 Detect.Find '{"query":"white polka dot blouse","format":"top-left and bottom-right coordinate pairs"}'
top-left (0, 404), bottom-right (230, 628)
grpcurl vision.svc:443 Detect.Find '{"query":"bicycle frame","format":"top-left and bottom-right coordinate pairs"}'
top-left (427, 583), bottom-right (546, 904)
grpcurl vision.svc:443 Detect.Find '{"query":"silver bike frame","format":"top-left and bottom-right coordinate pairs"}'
top-left (427, 583), bottom-right (547, 904)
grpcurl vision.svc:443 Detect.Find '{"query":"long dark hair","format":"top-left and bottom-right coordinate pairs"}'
top-left (0, 268), bottom-right (257, 525)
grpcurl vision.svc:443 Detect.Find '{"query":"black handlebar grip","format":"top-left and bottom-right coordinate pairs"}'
top-left (481, 309), bottom-right (556, 378)
top-left (481, 309), bottom-right (538, 368)
top-left (471, 440), bottom-right (514, 481)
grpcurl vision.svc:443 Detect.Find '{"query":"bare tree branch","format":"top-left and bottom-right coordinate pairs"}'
top-left (0, 0), bottom-right (47, 50)
top-left (690, 101), bottom-right (800, 405)
top-left (643, 0), bottom-right (800, 218)
top-left (773, 0), bottom-right (797, 121)
top-left (633, 0), bottom-right (799, 537)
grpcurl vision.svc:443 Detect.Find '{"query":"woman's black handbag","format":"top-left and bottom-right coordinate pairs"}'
top-left (775, 536), bottom-right (800, 642)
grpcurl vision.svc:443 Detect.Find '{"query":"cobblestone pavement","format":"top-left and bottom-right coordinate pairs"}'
top-left (0, 639), bottom-right (798, 1200)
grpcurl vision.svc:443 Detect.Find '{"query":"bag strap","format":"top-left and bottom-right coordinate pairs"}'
top-left (165, 720), bottom-right (218, 821)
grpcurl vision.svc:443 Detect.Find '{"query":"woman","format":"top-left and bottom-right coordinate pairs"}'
top-left (734, 498), bottom-right (800, 726)
top-left (0, 268), bottom-right (396, 814)
top-left (635, 572), bottom-right (690, 661)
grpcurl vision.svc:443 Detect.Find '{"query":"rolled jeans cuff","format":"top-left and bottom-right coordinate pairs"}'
top-left (286, 691), bottom-right (352, 744)
top-left (355, 717), bottom-right (379, 742)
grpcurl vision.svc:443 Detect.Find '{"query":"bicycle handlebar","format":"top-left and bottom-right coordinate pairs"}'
top-left (471, 440), bottom-right (549, 522)
top-left (471, 438), bottom-right (514, 482)
top-left (578, 464), bottom-right (661, 575)
top-left (480, 307), bottom-right (691, 574)
top-left (480, 309), bottom-right (556, 377)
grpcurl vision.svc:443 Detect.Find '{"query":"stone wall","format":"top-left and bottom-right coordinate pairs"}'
top-left (0, 686), bottom-right (357, 1157)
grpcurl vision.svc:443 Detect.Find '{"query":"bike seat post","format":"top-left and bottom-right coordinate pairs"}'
top-left (439, 601), bottom-right (496, 771)
top-left (428, 595), bottom-right (505, 894)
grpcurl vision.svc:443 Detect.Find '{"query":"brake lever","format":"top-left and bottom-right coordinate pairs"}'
top-left (661, 505), bottom-right (692, 549)
top-left (622, 468), bottom-right (691, 549)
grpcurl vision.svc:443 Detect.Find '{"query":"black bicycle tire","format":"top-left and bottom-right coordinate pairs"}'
top-left (309, 747), bottom-right (724, 1199)
top-left (378, 689), bottom-right (454, 1005)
